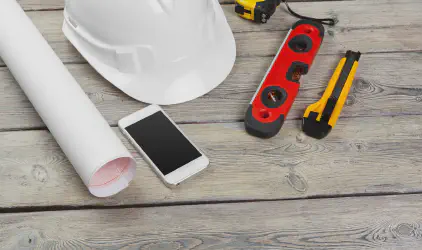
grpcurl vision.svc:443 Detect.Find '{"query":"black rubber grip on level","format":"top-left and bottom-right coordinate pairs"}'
top-left (245, 105), bottom-right (284, 138)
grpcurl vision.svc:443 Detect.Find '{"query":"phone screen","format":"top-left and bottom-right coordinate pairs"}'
top-left (125, 111), bottom-right (202, 175)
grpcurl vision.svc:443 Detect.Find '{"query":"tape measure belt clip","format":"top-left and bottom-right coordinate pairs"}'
top-left (235, 4), bottom-right (248, 14)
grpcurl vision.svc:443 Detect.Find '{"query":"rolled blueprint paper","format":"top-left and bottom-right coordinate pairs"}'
top-left (0, 0), bottom-right (136, 197)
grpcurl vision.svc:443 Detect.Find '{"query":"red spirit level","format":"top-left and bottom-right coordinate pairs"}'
top-left (245, 20), bottom-right (324, 138)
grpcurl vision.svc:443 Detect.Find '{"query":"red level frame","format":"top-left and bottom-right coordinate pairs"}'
top-left (245, 20), bottom-right (325, 138)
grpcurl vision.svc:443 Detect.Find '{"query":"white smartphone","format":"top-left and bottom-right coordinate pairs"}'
top-left (118, 105), bottom-right (209, 187)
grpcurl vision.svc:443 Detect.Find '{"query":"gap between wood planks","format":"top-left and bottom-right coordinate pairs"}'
top-left (0, 49), bottom-right (421, 70)
top-left (2, 114), bottom-right (422, 210)
top-left (2, 193), bottom-right (422, 250)
top-left (1, 49), bottom-right (420, 70)
top-left (2, 107), bottom-right (422, 134)
top-left (1, 190), bottom-right (421, 214)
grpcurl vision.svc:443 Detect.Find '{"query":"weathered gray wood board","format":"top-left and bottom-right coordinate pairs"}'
top-left (2, 114), bottom-right (422, 208)
top-left (14, 0), bottom-right (251, 11)
top-left (2, 194), bottom-right (422, 249)
top-left (17, 0), bottom-right (64, 10)
top-left (2, 11), bottom-right (420, 66)
top-left (16, 0), bottom-right (352, 11)
top-left (1, 52), bottom-right (421, 130)
top-left (221, 0), bottom-right (422, 32)
top-left (16, 0), bottom-right (422, 30)
top-left (4, 0), bottom-right (421, 66)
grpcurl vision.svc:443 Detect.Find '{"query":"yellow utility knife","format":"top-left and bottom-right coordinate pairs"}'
top-left (302, 50), bottom-right (361, 139)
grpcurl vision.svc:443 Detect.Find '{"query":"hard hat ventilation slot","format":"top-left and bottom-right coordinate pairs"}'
top-left (115, 49), bottom-right (138, 73)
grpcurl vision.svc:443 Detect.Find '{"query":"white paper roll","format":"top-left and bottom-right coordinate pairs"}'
top-left (0, 0), bottom-right (136, 197)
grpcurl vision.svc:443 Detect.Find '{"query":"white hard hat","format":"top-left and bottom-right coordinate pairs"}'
top-left (63, 0), bottom-right (236, 105)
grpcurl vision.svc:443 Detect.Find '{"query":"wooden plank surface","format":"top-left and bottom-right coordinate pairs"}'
top-left (2, 12), bottom-right (421, 65)
top-left (225, 0), bottom-right (422, 32)
top-left (16, 0), bottom-right (336, 11)
top-left (16, 0), bottom-right (422, 31)
top-left (15, 0), bottom-right (242, 11)
top-left (1, 52), bottom-right (421, 130)
top-left (2, 194), bottom-right (422, 249)
top-left (1, 114), bottom-right (422, 208)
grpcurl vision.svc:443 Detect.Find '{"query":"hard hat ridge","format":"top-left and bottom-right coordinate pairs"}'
top-left (63, 0), bottom-right (236, 105)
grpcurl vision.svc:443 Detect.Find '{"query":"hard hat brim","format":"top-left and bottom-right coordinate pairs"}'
top-left (63, 11), bottom-right (236, 105)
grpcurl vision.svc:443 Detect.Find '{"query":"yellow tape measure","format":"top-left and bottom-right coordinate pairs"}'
top-left (235, 0), bottom-right (336, 25)
top-left (235, 0), bottom-right (281, 23)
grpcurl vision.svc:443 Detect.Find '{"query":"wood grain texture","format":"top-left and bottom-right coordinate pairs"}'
top-left (16, 0), bottom-right (421, 29)
top-left (223, 0), bottom-right (422, 33)
top-left (2, 194), bottom-right (422, 249)
top-left (3, 1), bottom-right (422, 66)
top-left (16, 0), bottom-right (337, 10)
top-left (1, 52), bottom-right (422, 130)
top-left (15, 0), bottom-right (239, 11)
top-left (1, 114), bottom-right (422, 208)
top-left (17, 0), bottom-right (63, 11)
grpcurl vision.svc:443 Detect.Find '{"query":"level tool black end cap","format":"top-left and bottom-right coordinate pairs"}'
top-left (292, 19), bottom-right (325, 38)
top-left (302, 112), bottom-right (332, 139)
top-left (245, 105), bottom-right (284, 139)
